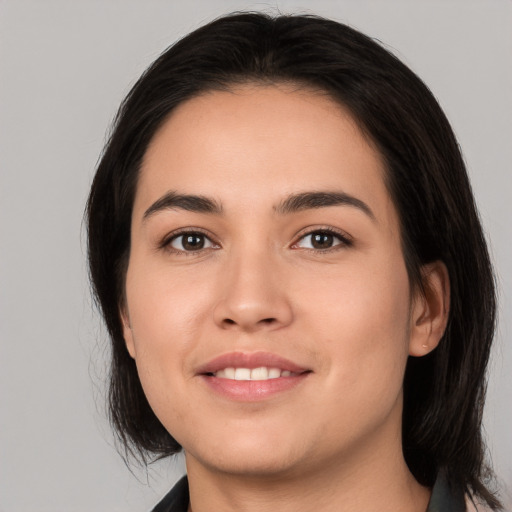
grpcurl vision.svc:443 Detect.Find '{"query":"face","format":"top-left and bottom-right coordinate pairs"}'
top-left (122, 85), bottom-right (434, 479)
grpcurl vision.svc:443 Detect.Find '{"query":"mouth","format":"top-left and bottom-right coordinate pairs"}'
top-left (196, 352), bottom-right (312, 401)
top-left (210, 367), bottom-right (302, 380)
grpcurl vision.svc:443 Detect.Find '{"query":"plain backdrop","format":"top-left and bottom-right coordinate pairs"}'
top-left (1, 1), bottom-right (511, 511)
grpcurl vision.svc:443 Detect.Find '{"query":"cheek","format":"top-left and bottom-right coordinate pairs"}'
top-left (295, 258), bottom-right (412, 394)
top-left (125, 261), bottom-right (209, 350)
top-left (123, 257), bottom-right (228, 404)
top-left (122, 261), bottom-right (200, 402)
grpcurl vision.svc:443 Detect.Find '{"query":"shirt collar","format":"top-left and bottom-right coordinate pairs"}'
top-left (153, 471), bottom-right (467, 512)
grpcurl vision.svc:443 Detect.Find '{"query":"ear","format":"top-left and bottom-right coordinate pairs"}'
top-left (120, 305), bottom-right (136, 359)
top-left (409, 261), bottom-right (450, 357)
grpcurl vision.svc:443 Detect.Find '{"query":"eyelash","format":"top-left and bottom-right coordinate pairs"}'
top-left (159, 228), bottom-right (219, 256)
top-left (159, 226), bottom-right (353, 256)
top-left (291, 227), bottom-right (353, 253)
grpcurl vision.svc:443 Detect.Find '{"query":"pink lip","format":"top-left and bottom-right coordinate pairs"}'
top-left (196, 351), bottom-right (311, 402)
top-left (196, 351), bottom-right (308, 374)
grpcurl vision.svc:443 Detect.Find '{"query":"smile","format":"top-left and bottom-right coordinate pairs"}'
top-left (213, 367), bottom-right (298, 380)
top-left (197, 352), bottom-right (312, 401)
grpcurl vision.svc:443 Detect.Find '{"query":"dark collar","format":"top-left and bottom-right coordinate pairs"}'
top-left (152, 476), bottom-right (189, 512)
top-left (427, 471), bottom-right (466, 512)
top-left (152, 472), bottom-right (466, 512)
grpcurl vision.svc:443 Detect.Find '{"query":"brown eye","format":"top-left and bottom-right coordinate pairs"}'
top-left (311, 232), bottom-right (335, 249)
top-left (169, 232), bottom-right (215, 252)
top-left (295, 230), bottom-right (350, 250)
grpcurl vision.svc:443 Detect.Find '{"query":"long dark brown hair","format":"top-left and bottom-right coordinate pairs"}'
top-left (86, 12), bottom-right (501, 509)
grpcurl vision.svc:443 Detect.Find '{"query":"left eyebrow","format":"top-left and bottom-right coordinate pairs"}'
top-left (274, 191), bottom-right (376, 222)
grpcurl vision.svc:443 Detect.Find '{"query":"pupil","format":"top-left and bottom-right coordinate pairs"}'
top-left (184, 234), bottom-right (204, 250)
top-left (312, 233), bottom-right (333, 249)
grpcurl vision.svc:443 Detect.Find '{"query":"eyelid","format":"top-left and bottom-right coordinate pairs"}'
top-left (159, 227), bottom-right (220, 254)
top-left (290, 226), bottom-right (353, 250)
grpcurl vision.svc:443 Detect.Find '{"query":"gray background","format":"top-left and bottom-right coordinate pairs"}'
top-left (1, 1), bottom-right (510, 510)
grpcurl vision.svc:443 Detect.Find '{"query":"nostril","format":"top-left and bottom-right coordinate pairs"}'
top-left (221, 317), bottom-right (276, 327)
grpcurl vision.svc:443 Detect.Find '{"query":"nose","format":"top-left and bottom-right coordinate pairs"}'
top-left (212, 248), bottom-right (294, 333)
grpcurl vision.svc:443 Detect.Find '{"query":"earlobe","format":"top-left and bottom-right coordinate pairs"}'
top-left (409, 261), bottom-right (450, 357)
top-left (120, 306), bottom-right (136, 359)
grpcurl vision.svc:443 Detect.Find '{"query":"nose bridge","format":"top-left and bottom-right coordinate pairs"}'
top-left (213, 238), bottom-right (293, 331)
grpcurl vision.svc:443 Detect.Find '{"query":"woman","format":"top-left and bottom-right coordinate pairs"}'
top-left (86, 12), bottom-right (502, 511)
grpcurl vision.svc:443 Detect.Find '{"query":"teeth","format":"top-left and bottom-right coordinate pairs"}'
top-left (214, 367), bottom-right (294, 380)
top-left (250, 367), bottom-right (268, 380)
top-left (234, 368), bottom-right (251, 380)
top-left (268, 368), bottom-right (281, 379)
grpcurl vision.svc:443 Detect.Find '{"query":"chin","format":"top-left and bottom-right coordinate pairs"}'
top-left (194, 451), bottom-right (303, 478)
top-left (184, 429), bottom-right (309, 478)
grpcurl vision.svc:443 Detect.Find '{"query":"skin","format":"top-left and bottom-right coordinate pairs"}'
top-left (122, 84), bottom-right (450, 512)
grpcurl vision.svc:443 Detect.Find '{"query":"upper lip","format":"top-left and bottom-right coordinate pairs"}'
top-left (196, 351), bottom-right (309, 375)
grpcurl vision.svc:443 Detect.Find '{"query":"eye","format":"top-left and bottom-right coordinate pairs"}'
top-left (167, 231), bottom-right (217, 252)
top-left (293, 229), bottom-right (352, 251)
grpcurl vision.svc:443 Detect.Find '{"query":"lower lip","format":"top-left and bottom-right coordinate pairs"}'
top-left (199, 373), bottom-right (310, 401)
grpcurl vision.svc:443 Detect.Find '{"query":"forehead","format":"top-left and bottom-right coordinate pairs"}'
top-left (136, 84), bottom-right (395, 226)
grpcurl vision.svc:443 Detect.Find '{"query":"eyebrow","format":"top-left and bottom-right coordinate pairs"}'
top-left (143, 191), bottom-right (223, 220)
top-left (143, 190), bottom-right (375, 222)
top-left (274, 191), bottom-right (376, 221)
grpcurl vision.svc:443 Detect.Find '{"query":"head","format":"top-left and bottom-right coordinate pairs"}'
top-left (87, 12), bottom-right (498, 507)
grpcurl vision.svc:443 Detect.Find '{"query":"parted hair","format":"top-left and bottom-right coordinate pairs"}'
top-left (86, 12), bottom-right (500, 509)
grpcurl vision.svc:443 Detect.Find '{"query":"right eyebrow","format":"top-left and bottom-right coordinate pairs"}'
top-left (143, 191), bottom-right (223, 221)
